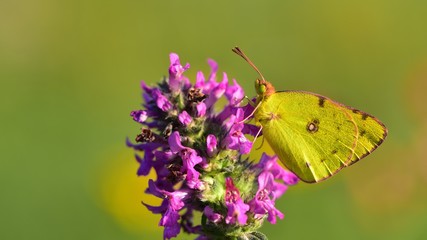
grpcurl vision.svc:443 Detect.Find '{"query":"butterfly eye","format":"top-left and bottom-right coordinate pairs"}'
top-left (260, 84), bottom-right (266, 93)
top-left (255, 79), bottom-right (266, 95)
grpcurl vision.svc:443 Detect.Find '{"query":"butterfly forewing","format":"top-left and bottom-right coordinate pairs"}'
top-left (255, 91), bottom-right (359, 183)
top-left (345, 108), bottom-right (387, 164)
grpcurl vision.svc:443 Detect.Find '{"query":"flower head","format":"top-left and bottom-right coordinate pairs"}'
top-left (128, 53), bottom-right (298, 239)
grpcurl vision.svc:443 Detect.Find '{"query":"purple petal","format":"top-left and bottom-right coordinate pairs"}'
top-left (224, 178), bottom-right (250, 225)
top-left (249, 172), bottom-right (285, 224)
top-left (223, 126), bottom-right (253, 154)
top-left (194, 71), bottom-right (205, 89)
top-left (135, 152), bottom-right (154, 176)
top-left (271, 182), bottom-right (288, 200)
top-left (236, 200), bottom-right (250, 225)
top-left (185, 168), bottom-right (202, 189)
top-left (267, 208), bottom-right (284, 224)
top-left (147, 179), bottom-right (164, 199)
top-left (241, 100), bottom-right (256, 119)
top-left (168, 131), bottom-right (185, 153)
top-left (206, 134), bottom-right (217, 156)
top-left (207, 59), bottom-right (218, 82)
top-left (169, 53), bottom-right (180, 65)
top-left (258, 153), bottom-right (299, 185)
top-left (242, 123), bottom-right (261, 137)
top-left (142, 200), bottom-right (167, 214)
top-left (130, 110), bottom-right (148, 123)
top-left (225, 79), bottom-right (244, 106)
top-left (216, 105), bottom-right (233, 123)
top-left (205, 73), bottom-right (228, 108)
top-left (126, 138), bottom-right (162, 151)
top-left (140, 80), bottom-right (153, 94)
top-left (204, 206), bottom-right (223, 223)
top-left (153, 89), bottom-right (172, 111)
top-left (164, 223), bottom-right (181, 240)
top-left (196, 102), bottom-right (206, 117)
top-left (168, 190), bottom-right (188, 210)
top-left (160, 208), bottom-right (181, 238)
top-left (178, 111), bottom-right (192, 126)
top-left (181, 149), bottom-right (203, 169)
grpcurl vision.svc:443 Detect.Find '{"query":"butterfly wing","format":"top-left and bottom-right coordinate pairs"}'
top-left (255, 91), bottom-right (367, 183)
top-left (345, 108), bottom-right (388, 164)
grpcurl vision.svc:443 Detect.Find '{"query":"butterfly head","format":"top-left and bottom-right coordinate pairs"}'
top-left (255, 78), bottom-right (276, 98)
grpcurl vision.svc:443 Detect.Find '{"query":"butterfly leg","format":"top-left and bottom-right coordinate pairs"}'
top-left (236, 96), bottom-right (256, 106)
top-left (244, 96), bottom-right (257, 107)
top-left (237, 100), bottom-right (261, 124)
top-left (255, 127), bottom-right (265, 150)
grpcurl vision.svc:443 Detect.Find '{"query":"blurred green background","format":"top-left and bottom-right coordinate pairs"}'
top-left (1, 0), bottom-right (427, 239)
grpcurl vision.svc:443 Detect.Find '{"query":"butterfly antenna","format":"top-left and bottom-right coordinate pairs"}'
top-left (232, 47), bottom-right (265, 81)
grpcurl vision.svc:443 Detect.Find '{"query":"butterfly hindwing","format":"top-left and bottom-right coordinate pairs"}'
top-left (255, 91), bottom-right (359, 183)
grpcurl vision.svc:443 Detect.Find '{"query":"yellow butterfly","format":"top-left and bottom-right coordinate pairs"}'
top-left (233, 47), bottom-right (388, 183)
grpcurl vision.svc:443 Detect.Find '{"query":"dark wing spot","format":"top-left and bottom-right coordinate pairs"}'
top-left (307, 121), bottom-right (319, 133)
top-left (321, 159), bottom-right (326, 163)
top-left (360, 130), bottom-right (366, 137)
top-left (337, 126), bottom-right (341, 130)
top-left (362, 113), bottom-right (369, 120)
top-left (307, 119), bottom-right (320, 133)
top-left (352, 109), bottom-right (359, 114)
top-left (331, 149), bottom-right (338, 154)
top-left (318, 96), bottom-right (326, 107)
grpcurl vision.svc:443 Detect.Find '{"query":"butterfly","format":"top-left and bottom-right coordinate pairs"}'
top-left (232, 47), bottom-right (388, 183)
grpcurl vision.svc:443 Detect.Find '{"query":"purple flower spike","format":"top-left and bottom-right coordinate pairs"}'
top-left (169, 53), bottom-right (190, 92)
top-left (178, 111), bottom-right (192, 126)
top-left (130, 110), bottom-right (148, 123)
top-left (225, 178), bottom-right (250, 225)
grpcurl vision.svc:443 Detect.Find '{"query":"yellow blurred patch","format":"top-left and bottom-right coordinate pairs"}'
top-left (95, 150), bottom-right (162, 235)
